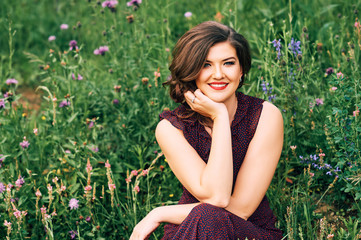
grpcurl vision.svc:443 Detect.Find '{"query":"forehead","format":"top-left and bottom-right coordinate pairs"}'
top-left (206, 41), bottom-right (237, 60)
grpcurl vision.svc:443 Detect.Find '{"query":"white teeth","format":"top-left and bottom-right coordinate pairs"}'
top-left (210, 84), bottom-right (227, 87)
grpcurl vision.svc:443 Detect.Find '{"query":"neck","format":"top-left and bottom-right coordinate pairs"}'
top-left (224, 93), bottom-right (238, 124)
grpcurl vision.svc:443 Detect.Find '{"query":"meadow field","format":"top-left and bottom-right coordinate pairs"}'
top-left (0, 0), bottom-right (360, 239)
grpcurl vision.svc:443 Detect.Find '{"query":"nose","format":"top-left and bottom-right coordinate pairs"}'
top-left (213, 65), bottom-right (224, 79)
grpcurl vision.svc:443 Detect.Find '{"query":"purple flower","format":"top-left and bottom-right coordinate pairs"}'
top-left (69, 198), bottom-right (79, 210)
top-left (48, 35), bottom-right (56, 41)
top-left (71, 73), bottom-right (83, 80)
top-left (88, 121), bottom-right (94, 129)
top-left (69, 40), bottom-right (78, 51)
top-left (288, 38), bottom-right (302, 57)
top-left (271, 39), bottom-right (282, 59)
top-left (68, 230), bottom-right (78, 239)
top-left (184, 12), bottom-right (192, 18)
top-left (15, 176), bottom-right (25, 188)
top-left (102, 0), bottom-right (118, 8)
top-left (6, 78), bottom-right (18, 85)
top-left (85, 216), bottom-right (91, 222)
top-left (0, 182), bottom-right (5, 193)
top-left (90, 146), bottom-right (99, 152)
top-left (260, 81), bottom-right (276, 102)
top-left (0, 99), bottom-right (5, 109)
top-left (315, 98), bottom-right (324, 105)
top-left (59, 100), bottom-right (71, 108)
top-left (325, 67), bottom-right (334, 76)
top-left (60, 24), bottom-right (69, 30)
top-left (94, 46), bottom-right (109, 55)
top-left (127, 0), bottom-right (142, 7)
top-left (113, 99), bottom-right (119, 105)
top-left (20, 137), bottom-right (30, 149)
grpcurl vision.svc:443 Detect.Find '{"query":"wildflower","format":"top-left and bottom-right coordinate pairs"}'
top-left (125, 177), bottom-right (131, 183)
top-left (0, 182), bottom-right (5, 193)
top-left (35, 189), bottom-right (42, 197)
top-left (60, 24), bottom-right (69, 30)
top-left (114, 85), bottom-right (121, 92)
top-left (33, 128), bottom-right (38, 135)
top-left (59, 100), bottom-right (70, 108)
top-left (84, 185), bottom-right (92, 192)
top-left (52, 177), bottom-right (58, 183)
top-left (71, 73), bottom-right (83, 80)
top-left (154, 71), bottom-right (161, 78)
top-left (88, 121), bottom-right (94, 129)
top-left (91, 146), bottom-right (99, 152)
top-left (69, 198), bottom-right (79, 210)
top-left (133, 185), bottom-right (140, 193)
top-left (94, 46), bottom-right (109, 55)
top-left (86, 216), bottom-right (91, 222)
top-left (108, 183), bottom-right (116, 190)
top-left (15, 176), bottom-right (25, 188)
top-left (13, 210), bottom-right (22, 219)
top-left (126, 15), bottom-right (134, 23)
top-left (48, 35), bottom-right (56, 41)
top-left (325, 67), bottom-right (334, 76)
top-left (271, 39), bottom-right (282, 59)
top-left (331, 87), bottom-right (337, 91)
top-left (47, 184), bottom-right (53, 192)
top-left (4, 220), bottom-right (11, 228)
top-left (290, 146), bottom-right (297, 150)
top-left (0, 99), bottom-right (5, 109)
top-left (184, 11), bottom-right (192, 18)
top-left (113, 99), bottom-right (119, 105)
top-left (319, 153), bottom-right (325, 158)
top-left (69, 230), bottom-right (78, 239)
top-left (20, 137), bottom-right (30, 149)
top-left (260, 81), bottom-right (276, 102)
top-left (127, 0), bottom-right (142, 7)
top-left (354, 108), bottom-right (360, 117)
top-left (6, 78), bottom-right (18, 85)
top-left (102, 0), bottom-right (118, 8)
top-left (327, 234), bottom-right (334, 239)
top-left (288, 38), bottom-right (302, 57)
top-left (336, 72), bottom-right (344, 79)
top-left (315, 98), bottom-right (324, 105)
top-left (40, 206), bottom-right (47, 214)
top-left (309, 172), bottom-right (314, 177)
top-left (131, 170), bottom-right (138, 176)
top-left (141, 169), bottom-right (149, 176)
top-left (69, 40), bottom-right (78, 51)
top-left (355, 21), bottom-right (360, 28)
top-left (105, 160), bottom-right (111, 168)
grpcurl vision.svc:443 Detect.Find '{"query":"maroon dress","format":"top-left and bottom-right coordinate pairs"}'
top-left (159, 92), bottom-right (283, 240)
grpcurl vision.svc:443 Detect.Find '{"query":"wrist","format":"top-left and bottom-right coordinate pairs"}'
top-left (149, 207), bottom-right (164, 223)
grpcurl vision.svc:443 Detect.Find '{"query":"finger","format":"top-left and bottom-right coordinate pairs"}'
top-left (184, 91), bottom-right (196, 104)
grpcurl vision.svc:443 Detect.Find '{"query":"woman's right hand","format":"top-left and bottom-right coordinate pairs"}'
top-left (184, 89), bottom-right (228, 121)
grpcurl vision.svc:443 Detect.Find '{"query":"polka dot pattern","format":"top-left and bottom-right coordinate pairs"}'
top-left (159, 92), bottom-right (283, 240)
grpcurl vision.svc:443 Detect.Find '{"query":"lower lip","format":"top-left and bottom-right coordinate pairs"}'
top-left (209, 84), bottom-right (228, 90)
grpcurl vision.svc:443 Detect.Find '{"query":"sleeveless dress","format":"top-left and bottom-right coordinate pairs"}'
top-left (159, 92), bottom-right (283, 240)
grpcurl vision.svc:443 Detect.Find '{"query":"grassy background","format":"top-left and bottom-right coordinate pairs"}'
top-left (0, 0), bottom-right (361, 239)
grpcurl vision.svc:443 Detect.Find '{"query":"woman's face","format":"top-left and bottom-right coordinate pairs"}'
top-left (195, 41), bottom-right (242, 106)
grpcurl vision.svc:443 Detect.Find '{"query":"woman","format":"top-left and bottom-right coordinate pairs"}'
top-left (130, 21), bottom-right (283, 239)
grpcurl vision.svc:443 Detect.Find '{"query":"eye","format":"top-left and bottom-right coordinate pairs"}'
top-left (203, 63), bottom-right (211, 68)
top-left (224, 61), bottom-right (235, 66)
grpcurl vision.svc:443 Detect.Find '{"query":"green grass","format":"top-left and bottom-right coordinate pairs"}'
top-left (0, 0), bottom-right (361, 239)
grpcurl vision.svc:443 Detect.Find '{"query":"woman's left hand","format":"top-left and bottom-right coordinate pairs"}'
top-left (129, 210), bottom-right (160, 240)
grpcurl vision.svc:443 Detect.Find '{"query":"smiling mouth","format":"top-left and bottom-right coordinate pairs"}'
top-left (208, 83), bottom-right (228, 90)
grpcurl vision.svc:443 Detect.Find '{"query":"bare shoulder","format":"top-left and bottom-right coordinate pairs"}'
top-left (155, 119), bottom-right (183, 140)
top-left (259, 101), bottom-right (284, 128)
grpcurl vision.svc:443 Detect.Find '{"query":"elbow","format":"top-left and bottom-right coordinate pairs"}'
top-left (202, 195), bottom-right (230, 208)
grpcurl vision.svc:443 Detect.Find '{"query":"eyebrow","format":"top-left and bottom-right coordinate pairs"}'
top-left (205, 57), bottom-right (237, 62)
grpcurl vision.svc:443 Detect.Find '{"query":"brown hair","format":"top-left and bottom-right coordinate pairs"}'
top-left (163, 21), bottom-right (251, 124)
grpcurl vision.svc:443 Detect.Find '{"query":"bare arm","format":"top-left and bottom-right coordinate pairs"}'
top-left (225, 101), bottom-right (284, 220)
top-left (156, 89), bottom-right (233, 207)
